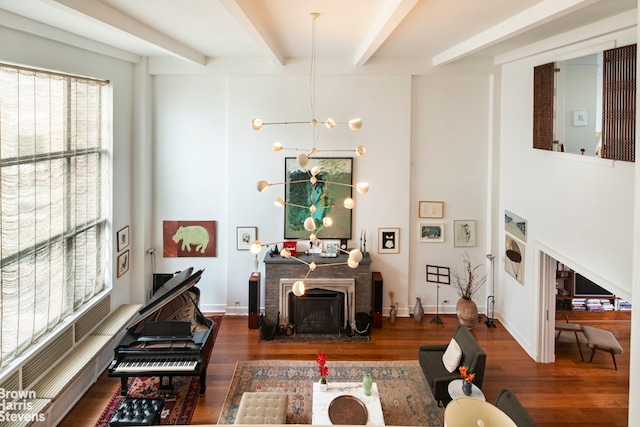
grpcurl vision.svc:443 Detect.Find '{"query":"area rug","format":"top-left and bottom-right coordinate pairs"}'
top-left (217, 360), bottom-right (441, 426)
top-left (95, 315), bottom-right (222, 426)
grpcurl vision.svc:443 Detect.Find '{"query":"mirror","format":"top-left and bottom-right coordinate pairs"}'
top-left (555, 53), bottom-right (603, 157)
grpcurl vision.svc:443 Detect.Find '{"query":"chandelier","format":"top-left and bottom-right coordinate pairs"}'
top-left (249, 13), bottom-right (369, 296)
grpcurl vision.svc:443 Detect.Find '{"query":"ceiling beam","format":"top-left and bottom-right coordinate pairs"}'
top-left (0, 8), bottom-right (141, 63)
top-left (54, 0), bottom-right (207, 65)
top-left (353, 0), bottom-right (419, 67)
top-left (218, 0), bottom-right (284, 66)
top-left (432, 0), bottom-right (600, 66)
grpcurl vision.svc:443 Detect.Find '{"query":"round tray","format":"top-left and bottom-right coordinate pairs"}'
top-left (328, 395), bottom-right (368, 425)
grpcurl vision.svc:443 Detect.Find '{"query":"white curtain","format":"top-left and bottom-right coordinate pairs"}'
top-left (0, 64), bottom-right (108, 367)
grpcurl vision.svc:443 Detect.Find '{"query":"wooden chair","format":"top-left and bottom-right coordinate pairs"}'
top-left (555, 313), bottom-right (584, 361)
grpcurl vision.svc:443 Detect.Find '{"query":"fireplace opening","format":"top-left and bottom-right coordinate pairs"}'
top-left (289, 288), bottom-right (345, 334)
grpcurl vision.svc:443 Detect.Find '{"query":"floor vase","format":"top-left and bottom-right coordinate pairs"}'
top-left (413, 298), bottom-right (424, 323)
top-left (456, 297), bottom-right (478, 329)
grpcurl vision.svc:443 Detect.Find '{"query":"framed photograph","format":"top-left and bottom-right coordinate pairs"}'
top-left (309, 239), bottom-right (323, 253)
top-left (419, 223), bottom-right (444, 243)
top-left (117, 250), bottom-right (129, 278)
top-left (419, 201), bottom-right (444, 218)
top-left (116, 225), bottom-right (129, 252)
top-left (453, 220), bottom-right (477, 247)
top-left (378, 227), bottom-right (400, 254)
top-left (237, 226), bottom-right (257, 250)
top-left (323, 239), bottom-right (340, 254)
top-left (284, 157), bottom-right (353, 239)
top-left (505, 210), bottom-right (527, 242)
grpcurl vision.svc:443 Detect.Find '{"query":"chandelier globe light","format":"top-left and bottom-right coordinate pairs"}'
top-left (249, 12), bottom-right (370, 296)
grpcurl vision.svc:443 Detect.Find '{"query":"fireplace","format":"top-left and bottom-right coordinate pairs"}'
top-left (279, 278), bottom-right (355, 332)
top-left (290, 288), bottom-right (344, 334)
top-left (263, 253), bottom-right (372, 330)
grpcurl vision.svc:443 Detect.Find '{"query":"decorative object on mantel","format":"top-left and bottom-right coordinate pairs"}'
top-left (317, 351), bottom-right (329, 391)
top-left (248, 13), bottom-right (369, 296)
top-left (452, 253), bottom-right (487, 329)
top-left (413, 297), bottom-right (424, 323)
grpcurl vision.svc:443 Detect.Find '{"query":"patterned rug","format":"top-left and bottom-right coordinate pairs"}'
top-left (95, 315), bottom-right (222, 426)
top-left (217, 360), bottom-right (441, 426)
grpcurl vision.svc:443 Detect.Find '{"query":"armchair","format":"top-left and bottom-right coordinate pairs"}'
top-left (417, 325), bottom-right (486, 404)
top-left (495, 388), bottom-right (536, 427)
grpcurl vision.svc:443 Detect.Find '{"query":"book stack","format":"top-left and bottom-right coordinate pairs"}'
top-left (571, 298), bottom-right (586, 311)
top-left (601, 299), bottom-right (615, 311)
top-left (586, 299), bottom-right (603, 312)
top-left (616, 299), bottom-right (632, 311)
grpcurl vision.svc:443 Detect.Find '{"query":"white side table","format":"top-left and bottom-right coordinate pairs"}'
top-left (447, 379), bottom-right (485, 401)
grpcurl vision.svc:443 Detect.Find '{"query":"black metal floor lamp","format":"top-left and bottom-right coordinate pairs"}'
top-left (485, 254), bottom-right (497, 327)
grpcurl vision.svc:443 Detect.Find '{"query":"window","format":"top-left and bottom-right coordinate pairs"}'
top-left (533, 44), bottom-right (636, 162)
top-left (0, 63), bottom-right (109, 368)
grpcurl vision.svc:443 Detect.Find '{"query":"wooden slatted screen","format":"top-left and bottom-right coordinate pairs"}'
top-left (533, 62), bottom-right (555, 150)
top-left (602, 44), bottom-right (636, 162)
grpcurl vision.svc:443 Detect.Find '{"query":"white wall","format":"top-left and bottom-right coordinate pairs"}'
top-left (410, 74), bottom-right (492, 316)
top-left (499, 28), bottom-right (636, 357)
top-left (151, 73), bottom-right (415, 313)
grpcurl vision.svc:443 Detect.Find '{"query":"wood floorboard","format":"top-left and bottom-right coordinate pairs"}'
top-left (58, 313), bottom-right (630, 427)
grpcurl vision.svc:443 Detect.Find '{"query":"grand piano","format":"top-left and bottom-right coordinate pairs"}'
top-left (108, 267), bottom-right (215, 396)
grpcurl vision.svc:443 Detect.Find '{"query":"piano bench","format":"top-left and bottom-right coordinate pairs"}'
top-left (234, 392), bottom-right (288, 424)
top-left (109, 397), bottom-right (164, 426)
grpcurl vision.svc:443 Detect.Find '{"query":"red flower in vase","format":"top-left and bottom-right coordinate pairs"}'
top-left (316, 351), bottom-right (329, 383)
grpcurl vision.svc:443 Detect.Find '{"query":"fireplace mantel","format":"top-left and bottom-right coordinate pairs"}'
top-left (263, 253), bottom-right (372, 326)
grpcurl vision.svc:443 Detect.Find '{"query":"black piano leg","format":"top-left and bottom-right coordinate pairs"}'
top-left (120, 377), bottom-right (129, 396)
top-left (199, 372), bottom-right (207, 396)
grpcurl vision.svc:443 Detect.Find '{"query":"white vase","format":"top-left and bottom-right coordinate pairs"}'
top-left (319, 380), bottom-right (328, 391)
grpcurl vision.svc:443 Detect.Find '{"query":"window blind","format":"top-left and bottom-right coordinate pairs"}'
top-left (0, 63), bottom-right (108, 367)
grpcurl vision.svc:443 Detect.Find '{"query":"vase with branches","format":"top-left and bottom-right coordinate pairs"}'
top-left (452, 253), bottom-right (487, 328)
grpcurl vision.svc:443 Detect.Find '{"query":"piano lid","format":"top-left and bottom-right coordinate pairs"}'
top-left (126, 267), bottom-right (204, 330)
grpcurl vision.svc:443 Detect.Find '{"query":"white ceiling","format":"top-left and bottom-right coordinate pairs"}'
top-left (0, 0), bottom-right (636, 67)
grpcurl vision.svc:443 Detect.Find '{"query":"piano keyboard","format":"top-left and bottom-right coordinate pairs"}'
top-left (114, 359), bottom-right (198, 372)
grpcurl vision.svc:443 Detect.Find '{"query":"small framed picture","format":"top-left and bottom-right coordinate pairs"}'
top-left (454, 220), bottom-right (477, 247)
top-left (237, 226), bottom-right (257, 250)
top-left (419, 201), bottom-right (444, 218)
top-left (420, 223), bottom-right (444, 243)
top-left (323, 239), bottom-right (340, 254)
top-left (378, 228), bottom-right (400, 254)
top-left (116, 225), bottom-right (130, 252)
top-left (117, 250), bottom-right (129, 278)
top-left (309, 239), bottom-right (322, 253)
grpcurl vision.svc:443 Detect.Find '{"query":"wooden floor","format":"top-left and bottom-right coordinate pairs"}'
top-left (59, 312), bottom-right (630, 427)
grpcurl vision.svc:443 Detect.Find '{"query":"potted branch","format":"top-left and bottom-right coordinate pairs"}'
top-left (452, 253), bottom-right (487, 329)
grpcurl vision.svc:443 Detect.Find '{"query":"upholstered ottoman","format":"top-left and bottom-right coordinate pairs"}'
top-left (581, 325), bottom-right (623, 370)
top-left (234, 392), bottom-right (288, 424)
top-left (109, 397), bottom-right (164, 426)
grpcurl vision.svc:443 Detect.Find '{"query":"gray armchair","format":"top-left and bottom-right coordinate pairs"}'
top-left (495, 388), bottom-right (536, 427)
top-left (418, 325), bottom-right (486, 405)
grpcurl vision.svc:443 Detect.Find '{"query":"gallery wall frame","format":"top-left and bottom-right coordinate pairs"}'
top-left (418, 201), bottom-right (444, 218)
top-left (117, 250), bottom-right (129, 278)
top-left (116, 225), bottom-right (130, 252)
top-left (378, 227), bottom-right (400, 253)
top-left (284, 157), bottom-right (353, 239)
top-left (237, 226), bottom-right (257, 250)
top-left (419, 223), bottom-right (444, 243)
top-left (453, 220), bottom-right (477, 247)
top-left (505, 234), bottom-right (525, 285)
top-left (504, 210), bottom-right (527, 242)
top-left (163, 220), bottom-right (217, 257)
